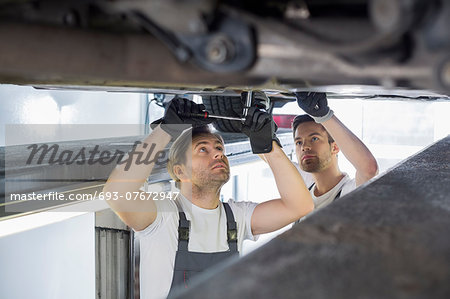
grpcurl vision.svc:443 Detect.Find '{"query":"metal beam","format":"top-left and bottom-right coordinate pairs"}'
top-left (0, 130), bottom-right (295, 220)
top-left (0, 22), bottom-right (442, 92)
top-left (0, 23), bottom-right (260, 88)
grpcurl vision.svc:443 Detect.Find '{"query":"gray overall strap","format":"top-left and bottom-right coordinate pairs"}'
top-left (177, 211), bottom-right (190, 251)
top-left (334, 189), bottom-right (342, 201)
top-left (177, 203), bottom-right (238, 252)
top-left (223, 202), bottom-right (238, 252)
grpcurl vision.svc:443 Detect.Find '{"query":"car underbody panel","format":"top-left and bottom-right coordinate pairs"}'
top-left (0, 0), bottom-right (448, 94)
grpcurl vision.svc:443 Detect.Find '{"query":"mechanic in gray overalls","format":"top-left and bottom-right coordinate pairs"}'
top-left (104, 98), bottom-right (314, 299)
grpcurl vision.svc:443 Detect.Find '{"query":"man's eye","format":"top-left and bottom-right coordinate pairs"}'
top-left (199, 147), bottom-right (207, 152)
top-left (216, 146), bottom-right (223, 151)
top-left (312, 137), bottom-right (319, 142)
top-left (296, 141), bottom-right (303, 146)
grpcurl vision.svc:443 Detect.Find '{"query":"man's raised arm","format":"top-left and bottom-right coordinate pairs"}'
top-left (241, 107), bottom-right (314, 235)
top-left (321, 116), bottom-right (378, 186)
top-left (103, 126), bottom-right (171, 231)
top-left (103, 98), bottom-right (212, 231)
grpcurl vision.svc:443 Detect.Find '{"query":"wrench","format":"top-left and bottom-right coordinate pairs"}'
top-left (180, 111), bottom-right (246, 122)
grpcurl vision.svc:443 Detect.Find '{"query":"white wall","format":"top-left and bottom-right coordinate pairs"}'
top-left (0, 84), bottom-right (147, 146)
top-left (0, 212), bottom-right (95, 299)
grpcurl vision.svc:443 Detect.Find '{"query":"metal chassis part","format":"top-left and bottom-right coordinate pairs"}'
top-left (0, 1), bottom-right (448, 93)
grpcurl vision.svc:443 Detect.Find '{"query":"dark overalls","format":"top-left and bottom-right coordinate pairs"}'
top-left (168, 202), bottom-right (238, 293)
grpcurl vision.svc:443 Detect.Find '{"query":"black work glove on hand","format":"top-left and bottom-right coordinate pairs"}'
top-left (295, 92), bottom-right (334, 123)
top-left (151, 97), bottom-right (213, 139)
top-left (242, 107), bottom-right (281, 154)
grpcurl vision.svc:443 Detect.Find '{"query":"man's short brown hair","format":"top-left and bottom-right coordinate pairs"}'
top-left (167, 126), bottom-right (224, 188)
top-left (292, 114), bottom-right (335, 144)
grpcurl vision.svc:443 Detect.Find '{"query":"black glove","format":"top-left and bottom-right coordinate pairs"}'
top-left (151, 97), bottom-right (213, 138)
top-left (295, 92), bottom-right (334, 123)
top-left (242, 107), bottom-right (281, 154)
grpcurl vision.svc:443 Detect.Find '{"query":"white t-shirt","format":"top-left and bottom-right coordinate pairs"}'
top-left (295, 163), bottom-right (356, 220)
top-left (134, 194), bottom-right (258, 299)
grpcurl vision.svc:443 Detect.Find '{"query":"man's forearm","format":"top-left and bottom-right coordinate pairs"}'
top-left (322, 115), bottom-right (378, 183)
top-left (103, 125), bottom-right (172, 211)
top-left (250, 142), bottom-right (313, 235)
top-left (263, 142), bottom-right (314, 216)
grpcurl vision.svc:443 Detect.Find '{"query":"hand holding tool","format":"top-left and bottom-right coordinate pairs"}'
top-left (151, 98), bottom-right (213, 138)
top-left (241, 107), bottom-right (281, 154)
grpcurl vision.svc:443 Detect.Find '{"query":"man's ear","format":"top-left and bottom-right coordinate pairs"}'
top-left (174, 164), bottom-right (189, 181)
top-left (331, 142), bottom-right (340, 155)
top-left (173, 164), bottom-right (183, 178)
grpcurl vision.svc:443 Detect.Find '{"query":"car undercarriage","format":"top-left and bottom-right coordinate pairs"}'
top-left (0, 0), bottom-right (448, 94)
